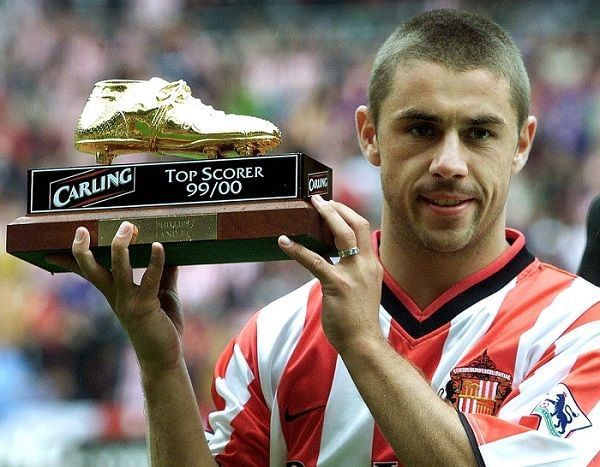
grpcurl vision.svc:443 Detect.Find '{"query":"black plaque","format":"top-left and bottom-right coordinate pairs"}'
top-left (29, 153), bottom-right (331, 213)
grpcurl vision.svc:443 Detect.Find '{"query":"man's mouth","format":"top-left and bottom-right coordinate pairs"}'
top-left (429, 198), bottom-right (465, 207)
top-left (418, 194), bottom-right (474, 216)
top-left (421, 194), bottom-right (472, 205)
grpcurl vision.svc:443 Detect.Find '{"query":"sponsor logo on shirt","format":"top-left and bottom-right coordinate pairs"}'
top-left (531, 383), bottom-right (592, 438)
top-left (444, 350), bottom-right (512, 416)
top-left (284, 404), bottom-right (325, 423)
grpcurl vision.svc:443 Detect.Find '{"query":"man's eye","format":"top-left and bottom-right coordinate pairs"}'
top-left (410, 125), bottom-right (434, 137)
top-left (470, 128), bottom-right (492, 140)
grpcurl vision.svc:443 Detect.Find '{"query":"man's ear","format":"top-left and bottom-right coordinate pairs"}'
top-left (356, 105), bottom-right (380, 166)
top-left (512, 116), bottom-right (537, 174)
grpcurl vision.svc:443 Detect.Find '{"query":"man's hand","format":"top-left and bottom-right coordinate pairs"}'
top-left (278, 195), bottom-right (384, 353)
top-left (48, 221), bottom-right (184, 377)
top-left (48, 221), bottom-right (216, 466)
top-left (279, 196), bottom-right (476, 466)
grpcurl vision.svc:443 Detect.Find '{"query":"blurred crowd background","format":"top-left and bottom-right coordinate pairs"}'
top-left (0, 0), bottom-right (599, 463)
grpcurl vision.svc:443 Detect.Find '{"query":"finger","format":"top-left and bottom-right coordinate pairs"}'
top-left (160, 264), bottom-right (178, 293)
top-left (46, 253), bottom-right (82, 275)
top-left (278, 235), bottom-right (336, 281)
top-left (71, 226), bottom-right (113, 294)
top-left (139, 242), bottom-right (166, 301)
top-left (158, 264), bottom-right (182, 333)
top-left (329, 201), bottom-right (373, 253)
top-left (111, 221), bottom-right (134, 287)
top-left (311, 195), bottom-right (357, 250)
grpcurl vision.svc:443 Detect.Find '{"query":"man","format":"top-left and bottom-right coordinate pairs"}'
top-left (579, 195), bottom-right (600, 287)
top-left (52, 9), bottom-right (600, 466)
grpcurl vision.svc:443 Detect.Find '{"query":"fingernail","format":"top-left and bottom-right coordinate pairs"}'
top-left (279, 235), bottom-right (293, 246)
top-left (312, 194), bottom-right (326, 205)
top-left (74, 227), bottom-right (84, 243)
top-left (117, 221), bottom-right (131, 236)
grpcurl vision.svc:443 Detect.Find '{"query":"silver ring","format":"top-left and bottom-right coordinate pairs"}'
top-left (337, 246), bottom-right (360, 258)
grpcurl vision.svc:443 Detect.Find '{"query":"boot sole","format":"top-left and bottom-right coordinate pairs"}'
top-left (75, 134), bottom-right (281, 164)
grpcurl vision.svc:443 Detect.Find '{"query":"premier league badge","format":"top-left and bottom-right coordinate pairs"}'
top-left (531, 383), bottom-right (592, 438)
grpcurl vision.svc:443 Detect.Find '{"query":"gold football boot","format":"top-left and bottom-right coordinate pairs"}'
top-left (75, 77), bottom-right (282, 164)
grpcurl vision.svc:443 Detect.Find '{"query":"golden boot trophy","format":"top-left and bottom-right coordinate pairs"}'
top-left (7, 78), bottom-right (334, 272)
top-left (75, 77), bottom-right (282, 164)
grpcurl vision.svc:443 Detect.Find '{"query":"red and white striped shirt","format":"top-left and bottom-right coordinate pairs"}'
top-left (206, 229), bottom-right (600, 466)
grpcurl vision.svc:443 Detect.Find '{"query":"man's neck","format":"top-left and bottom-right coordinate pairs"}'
top-left (379, 225), bottom-right (510, 310)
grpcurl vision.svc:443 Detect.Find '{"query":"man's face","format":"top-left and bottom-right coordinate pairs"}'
top-left (360, 61), bottom-right (534, 253)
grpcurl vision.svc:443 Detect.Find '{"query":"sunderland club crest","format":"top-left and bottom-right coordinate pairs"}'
top-left (445, 350), bottom-right (512, 415)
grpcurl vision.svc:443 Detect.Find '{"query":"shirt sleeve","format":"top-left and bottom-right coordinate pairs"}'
top-left (205, 313), bottom-right (271, 466)
top-left (461, 307), bottom-right (600, 466)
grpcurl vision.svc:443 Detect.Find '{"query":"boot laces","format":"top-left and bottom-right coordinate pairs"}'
top-left (157, 80), bottom-right (223, 116)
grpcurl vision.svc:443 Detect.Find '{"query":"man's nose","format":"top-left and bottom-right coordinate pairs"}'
top-left (428, 133), bottom-right (468, 179)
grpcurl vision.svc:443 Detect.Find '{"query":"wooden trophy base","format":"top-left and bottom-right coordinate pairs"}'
top-left (6, 200), bottom-right (335, 273)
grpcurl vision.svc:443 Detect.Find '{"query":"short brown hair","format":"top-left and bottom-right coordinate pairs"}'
top-left (368, 9), bottom-right (530, 129)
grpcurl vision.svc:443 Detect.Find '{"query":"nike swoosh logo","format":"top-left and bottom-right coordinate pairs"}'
top-left (284, 404), bottom-right (326, 423)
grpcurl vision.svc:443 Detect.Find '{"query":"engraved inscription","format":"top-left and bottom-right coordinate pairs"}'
top-left (98, 215), bottom-right (217, 246)
top-left (155, 218), bottom-right (196, 241)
